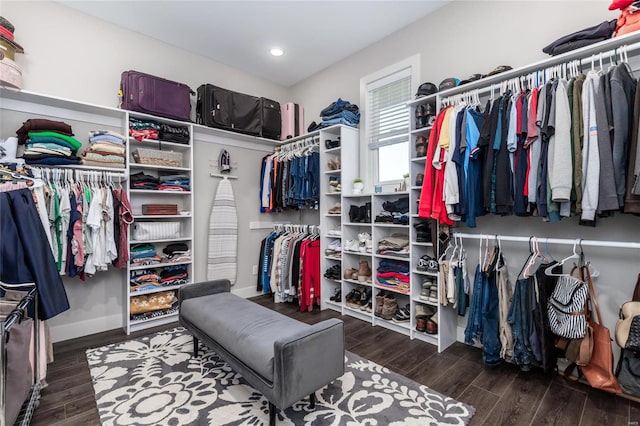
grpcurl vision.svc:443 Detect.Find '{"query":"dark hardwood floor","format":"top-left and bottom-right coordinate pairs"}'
top-left (31, 295), bottom-right (640, 425)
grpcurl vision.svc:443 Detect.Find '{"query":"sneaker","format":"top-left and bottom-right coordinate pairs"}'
top-left (374, 290), bottom-right (386, 317)
top-left (419, 288), bottom-right (429, 301)
top-left (417, 255), bottom-right (438, 273)
top-left (327, 227), bottom-right (342, 237)
top-left (329, 288), bottom-right (341, 301)
top-left (328, 203), bottom-right (342, 214)
top-left (325, 239), bottom-right (342, 256)
top-left (425, 315), bottom-right (438, 334)
top-left (415, 303), bottom-right (436, 319)
top-left (428, 288), bottom-right (438, 303)
top-left (392, 304), bottom-right (411, 323)
top-left (344, 239), bottom-right (359, 252)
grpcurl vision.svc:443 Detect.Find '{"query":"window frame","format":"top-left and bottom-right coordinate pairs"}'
top-left (359, 55), bottom-right (420, 192)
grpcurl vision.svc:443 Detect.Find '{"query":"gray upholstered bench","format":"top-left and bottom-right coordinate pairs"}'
top-left (178, 279), bottom-right (345, 426)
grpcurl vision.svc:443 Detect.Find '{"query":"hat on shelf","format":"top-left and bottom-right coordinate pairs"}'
top-left (609, 0), bottom-right (635, 10)
top-left (438, 78), bottom-right (460, 92)
top-left (0, 16), bottom-right (24, 55)
top-left (486, 65), bottom-right (513, 77)
top-left (459, 73), bottom-right (485, 85)
top-left (415, 82), bottom-right (438, 98)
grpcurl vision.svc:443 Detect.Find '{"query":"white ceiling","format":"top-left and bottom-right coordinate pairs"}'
top-left (60, 1), bottom-right (448, 87)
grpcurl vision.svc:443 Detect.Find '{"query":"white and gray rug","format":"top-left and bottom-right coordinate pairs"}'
top-left (86, 327), bottom-right (475, 425)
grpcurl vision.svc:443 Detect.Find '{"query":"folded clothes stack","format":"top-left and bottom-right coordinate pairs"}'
top-left (130, 290), bottom-right (178, 320)
top-left (81, 130), bottom-right (127, 168)
top-left (376, 259), bottom-right (410, 294)
top-left (16, 119), bottom-right (83, 166)
top-left (130, 269), bottom-right (161, 293)
top-left (308, 98), bottom-right (360, 131)
top-left (162, 243), bottom-right (191, 263)
top-left (159, 265), bottom-right (189, 286)
top-left (129, 116), bottom-right (161, 141)
top-left (130, 243), bottom-right (161, 266)
top-left (130, 172), bottom-right (159, 190)
top-left (159, 173), bottom-right (190, 191)
top-left (377, 234), bottom-right (410, 258)
top-left (375, 197), bottom-right (409, 224)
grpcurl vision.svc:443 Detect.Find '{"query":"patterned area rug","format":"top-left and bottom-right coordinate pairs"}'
top-left (86, 327), bottom-right (475, 425)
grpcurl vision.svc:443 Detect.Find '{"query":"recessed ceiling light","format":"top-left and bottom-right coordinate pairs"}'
top-left (270, 47), bottom-right (284, 57)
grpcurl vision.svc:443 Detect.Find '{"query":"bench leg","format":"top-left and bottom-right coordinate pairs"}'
top-left (269, 401), bottom-right (276, 426)
top-left (193, 336), bottom-right (199, 357)
top-left (309, 392), bottom-right (316, 409)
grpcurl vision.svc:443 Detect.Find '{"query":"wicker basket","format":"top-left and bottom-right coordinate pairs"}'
top-left (132, 148), bottom-right (182, 167)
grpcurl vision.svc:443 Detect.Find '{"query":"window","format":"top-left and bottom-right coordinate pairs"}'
top-left (360, 56), bottom-right (419, 187)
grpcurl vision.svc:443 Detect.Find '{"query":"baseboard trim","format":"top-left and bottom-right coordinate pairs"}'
top-left (50, 313), bottom-right (122, 343)
top-left (231, 286), bottom-right (263, 299)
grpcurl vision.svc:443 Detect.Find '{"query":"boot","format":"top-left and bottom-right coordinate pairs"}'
top-left (381, 296), bottom-right (398, 320)
top-left (357, 260), bottom-right (371, 283)
top-left (349, 205), bottom-right (359, 223)
top-left (344, 267), bottom-right (358, 280)
top-left (365, 202), bottom-right (372, 223)
top-left (374, 290), bottom-right (385, 317)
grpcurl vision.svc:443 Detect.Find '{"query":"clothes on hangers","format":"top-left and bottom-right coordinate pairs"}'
top-left (259, 139), bottom-right (320, 212)
top-left (257, 227), bottom-right (320, 311)
top-left (419, 60), bottom-right (638, 227)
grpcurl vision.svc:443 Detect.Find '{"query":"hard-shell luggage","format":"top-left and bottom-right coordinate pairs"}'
top-left (281, 102), bottom-right (304, 140)
top-left (120, 70), bottom-right (192, 121)
top-left (261, 98), bottom-right (281, 140)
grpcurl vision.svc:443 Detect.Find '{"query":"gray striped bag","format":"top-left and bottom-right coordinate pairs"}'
top-left (548, 275), bottom-right (588, 339)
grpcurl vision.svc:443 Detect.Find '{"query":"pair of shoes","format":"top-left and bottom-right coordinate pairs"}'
top-left (392, 303), bottom-right (411, 323)
top-left (327, 158), bottom-right (341, 170)
top-left (344, 267), bottom-right (358, 280)
top-left (323, 265), bottom-right (341, 280)
top-left (357, 260), bottom-right (372, 283)
top-left (326, 227), bottom-right (342, 237)
top-left (325, 138), bottom-right (340, 149)
top-left (415, 304), bottom-right (438, 334)
top-left (345, 288), bottom-right (362, 308)
top-left (349, 204), bottom-right (371, 223)
top-left (417, 255), bottom-right (439, 273)
top-left (415, 173), bottom-right (424, 186)
top-left (328, 203), bottom-right (341, 214)
top-left (329, 177), bottom-right (341, 193)
top-left (344, 240), bottom-right (359, 252)
top-left (419, 280), bottom-right (438, 303)
top-left (325, 239), bottom-right (342, 256)
top-left (329, 287), bottom-right (341, 301)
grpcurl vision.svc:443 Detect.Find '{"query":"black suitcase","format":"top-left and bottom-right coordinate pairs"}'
top-left (196, 84), bottom-right (261, 136)
top-left (261, 97), bottom-right (281, 140)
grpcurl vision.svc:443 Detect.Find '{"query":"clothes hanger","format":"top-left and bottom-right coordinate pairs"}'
top-left (0, 169), bottom-right (44, 189)
top-left (545, 239), bottom-right (580, 276)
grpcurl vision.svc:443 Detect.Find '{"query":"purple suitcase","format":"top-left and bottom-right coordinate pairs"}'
top-left (281, 102), bottom-right (304, 140)
top-left (120, 70), bottom-right (192, 121)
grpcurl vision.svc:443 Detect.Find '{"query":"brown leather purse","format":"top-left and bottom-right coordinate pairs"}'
top-left (580, 266), bottom-right (622, 394)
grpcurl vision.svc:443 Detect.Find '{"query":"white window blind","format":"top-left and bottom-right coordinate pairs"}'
top-left (367, 67), bottom-right (411, 149)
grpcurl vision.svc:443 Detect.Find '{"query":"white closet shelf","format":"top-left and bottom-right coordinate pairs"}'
top-left (373, 284), bottom-right (410, 296)
top-left (324, 255), bottom-right (342, 261)
top-left (412, 269), bottom-right (438, 277)
top-left (344, 279), bottom-right (370, 286)
top-left (410, 127), bottom-right (432, 135)
top-left (412, 242), bottom-right (434, 247)
top-left (129, 311), bottom-right (179, 332)
top-left (343, 222), bottom-right (373, 227)
top-left (411, 186), bottom-right (422, 190)
top-left (130, 163), bottom-right (191, 172)
top-left (343, 250), bottom-right (369, 256)
top-left (324, 300), bottom-right (342, 310)
top-left (129, 137), bottom-right (192, 151)
top-left (411, 157), bottom-right (426, 163)
top-left (129, 282), bottom-right (192, 296)
top-left (324, 192), bottom-right (342, 196)
top-left (343, 305), bottom-right (371, 319)
top-left (133, 214), bottom-right (192, 219)
top-left (130, 190), bottom-right (192, 195)
top-left (129, 260), bottom-right (193, 271)
top-left (374, 317), bottom-right (411, 330)
top-left (413, 332), bottom-right (438, 345)
top-left (373, 223), bottom-right (409, 228)
top-left (27, 163), bottom-right (127, 172)
top-left (130, 237), bottom-right (192, 244)
top-left (375, 253), bottom-right (410, 261)
top-left (342, 194), bottom-right (373, 199)
top-left (412, 297), bottom-right (439, 308)
top-left (324, 169), bottom-right (341, 174)
top-left (324, 147), bottom-right (341, 154)
top-left (324, 234), bottom-right (342, 239)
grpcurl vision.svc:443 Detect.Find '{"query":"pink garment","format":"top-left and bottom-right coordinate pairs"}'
top-left (113, 188), bottom-right (133, 269)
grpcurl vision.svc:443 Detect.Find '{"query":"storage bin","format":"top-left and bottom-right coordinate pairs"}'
top-left (132, 147), bottom-right (182, 167)
top-left (132, 221), bottom-right (180, 241)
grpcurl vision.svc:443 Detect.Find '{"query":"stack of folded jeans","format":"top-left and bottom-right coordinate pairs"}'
top-left (377, 234), bottom-right (410, 258)
top-left (130, 172), bottom-right (159, 190)
top-left (310, 98), bottom-right (360, 131)
top-left (376, 259), bottom-right (410, 294)
top-left (159, 174), bottom-right (190, 191)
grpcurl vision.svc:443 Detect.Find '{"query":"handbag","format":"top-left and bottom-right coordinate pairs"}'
top-left (548, 275), bottom-right (588, 339)
top-left (615, 301), bottom-right (640, 353)
top-left (580, 266), bottom-right (622, 394)
top-left (132, 221), bottom-right (180, 241)
top-left (616, 349), bottom-right (640, 396)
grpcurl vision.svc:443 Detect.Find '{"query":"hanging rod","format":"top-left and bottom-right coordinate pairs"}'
top-left (453, 232), bottom-right (640, 250)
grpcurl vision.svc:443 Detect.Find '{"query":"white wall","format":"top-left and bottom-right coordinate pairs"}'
top-left (290, 0), bottom-right (617, 127)
top-left (4, 0), bottom-right (289, 108)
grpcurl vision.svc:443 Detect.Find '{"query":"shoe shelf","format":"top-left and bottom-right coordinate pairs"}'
top-left (412, 297), bottom-right (439, 308)
top-left (410, 186), bottom-right (422, 191)
top-left (324, 169), bottom-right (341, 174)
top-left (412, 331), bottom-right (439, 345)
top-left (324, 255), bottom-right (342, 261)
top-left (324, 146), bottom-right (341, 154)
top-left (410, 126), bottom-right (432, 135)
top-left (325, 213), bottom-right (342, 217)
top-left (373, 284), bottom-right (410, 295)
top-left (324, 192), bottom-right (342, 196)
top-left (343, 250), bottom-right (369, 256)
top-left (324, 299), bottom-right (343, 311)
top-left (410, 157), bottom-right (426, 163)
top-left (412, 242), bottom-right (434, 247)
top-left (344, 278), bottom-right (371, 286)
top-left (412, 269), bottom-right (438, 277)
top-left (344, 305), bottom-right (373, 321)
top-left (374, 253), bottom-right (410, 261)
top-left (373, 223), bottom-right (409, 228)
top-left (374, 317), bottom-right (412, 335)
